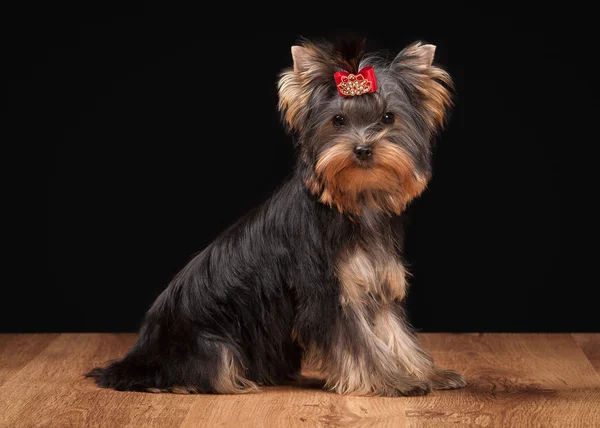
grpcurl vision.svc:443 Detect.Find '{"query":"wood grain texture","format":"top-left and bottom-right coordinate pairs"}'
top-left (573, 334), bottom-right (600, 375)
top-left (415, 334), bottom-right (600, 428)
top-left (0, 333), bottom-right (598, 428)
top-left (0, 334), bottom-right (59, 388)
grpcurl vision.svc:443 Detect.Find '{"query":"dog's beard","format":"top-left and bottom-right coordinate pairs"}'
top-left (308, 139), bottom-right (428, 215)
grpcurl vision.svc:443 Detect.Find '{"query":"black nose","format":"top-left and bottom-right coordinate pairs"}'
top-left (354, 145), bottom-right (372, 161)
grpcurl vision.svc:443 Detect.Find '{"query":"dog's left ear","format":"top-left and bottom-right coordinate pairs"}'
top-left (392, 42), bottom-right (438, 70)
top-left (395, 43), bottom-right (437, 68)
top-left (391, 42), bottom-right (453, 135)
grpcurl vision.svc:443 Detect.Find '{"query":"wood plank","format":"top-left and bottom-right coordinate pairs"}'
top-left (413, 333), bottom-right (600, 427)
top-left (0, 333), bottom-right (599, 428)
top-left (180, 386), bottom-right (405, 428)
top-left (0, 334), bottom-right (198, 428)
top-left (573, 334), bottom-right (600, 375)
top-left (0, 334), bottom-right (59, 388)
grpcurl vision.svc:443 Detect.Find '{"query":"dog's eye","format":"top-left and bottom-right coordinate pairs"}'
top-left (382, 112), bottom-right (395, 125)
top-left (332, 115), bottom-right (346, 127)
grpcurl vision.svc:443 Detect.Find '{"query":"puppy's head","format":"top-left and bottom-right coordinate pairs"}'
top-left (278, 39), bottom-right (452, 215)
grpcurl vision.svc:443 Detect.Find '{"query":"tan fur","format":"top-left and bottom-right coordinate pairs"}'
top-left (337, 245), bottom-right (407, 306)
top-left (301, 244), bottom-right (438, 396)
top-left (278, 44), bottom-right (325, 131)
top-left (398, 42), bottom-right (453, 133)
top-left (304, 305), bottom-right (433, 396)
top-left (372, 308), bottom-right (434, 380)
top-left (211, 346), bottom-right (259, 394)
top-left (305, 174), bottom-right (321, 196)
top-left (313, 138), bottom-right (428, 215)
top-left (277, 70), bottom-right (314, 131)
top-left (339, 246), bottom-right (433, 381)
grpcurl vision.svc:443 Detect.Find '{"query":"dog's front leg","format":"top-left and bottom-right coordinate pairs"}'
top-left (373, 306), bottom-right (466, 391)
top-left (303, 307), bottom-right (432, 397)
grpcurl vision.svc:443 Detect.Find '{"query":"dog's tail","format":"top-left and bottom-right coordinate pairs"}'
top-left (85, 356), bottom-right (158, 392)
top-left (85, 366), bottom-right (114, 387)
top-left (86, 355), bottom-right (204, 393)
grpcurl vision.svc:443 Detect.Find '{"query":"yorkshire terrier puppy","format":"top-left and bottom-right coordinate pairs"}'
top-left (87, 38), bottom-right (466, 396)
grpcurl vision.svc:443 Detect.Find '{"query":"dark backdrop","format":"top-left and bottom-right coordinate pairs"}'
top-left (5, 4), bottom-right (598, 333)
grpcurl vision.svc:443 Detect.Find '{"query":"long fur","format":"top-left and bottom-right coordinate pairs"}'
top-left (86, 38), bottom-right (466, 396)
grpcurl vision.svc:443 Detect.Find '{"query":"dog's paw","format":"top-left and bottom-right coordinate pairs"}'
top-left (430, 368), bottom-right (467, 390)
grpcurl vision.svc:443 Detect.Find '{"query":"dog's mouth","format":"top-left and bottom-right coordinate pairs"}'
top-left (348, 145), bottom-right (393, 173)
top-left (354, 156), bottom-right (375, 169)
top-left (310, 140), bottom-right (428, 214)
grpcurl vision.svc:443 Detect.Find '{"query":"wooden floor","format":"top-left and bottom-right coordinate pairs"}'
top-left (0, 334), bottom-right (598, 427)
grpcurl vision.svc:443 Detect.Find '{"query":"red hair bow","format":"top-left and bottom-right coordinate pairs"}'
top-left (333, 66), bottom-right (377, 98)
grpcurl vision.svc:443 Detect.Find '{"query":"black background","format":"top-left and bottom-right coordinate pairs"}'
top-left (5, 3), bottom-right (599, 333)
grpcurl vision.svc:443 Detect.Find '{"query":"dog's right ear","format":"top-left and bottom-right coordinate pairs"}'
top-left (291, 45), bottom-right (313, 73)
top-left (278, 45), bottom-right (319, 133)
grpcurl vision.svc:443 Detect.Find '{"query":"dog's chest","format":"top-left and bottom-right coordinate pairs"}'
top-left (336, 241), bottom-right (407, 306)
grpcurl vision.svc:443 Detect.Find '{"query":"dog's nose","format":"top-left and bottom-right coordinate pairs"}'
top-left (354, 145), bottom-right (372, 161)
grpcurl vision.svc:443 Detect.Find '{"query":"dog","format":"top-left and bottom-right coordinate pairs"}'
top-left (87, 38), bottom-right (466, 396)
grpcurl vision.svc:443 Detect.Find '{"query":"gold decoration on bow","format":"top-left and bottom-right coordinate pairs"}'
top-left (337, 73), bottom-right (372, 97)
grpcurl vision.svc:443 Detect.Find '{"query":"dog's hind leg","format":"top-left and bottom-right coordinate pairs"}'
top-left (210, 344), bottom-right (259, 394)
top-left (86, 337), bottom-right (258, 394)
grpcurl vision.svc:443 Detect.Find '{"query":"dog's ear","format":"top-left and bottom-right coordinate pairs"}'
top-left (278, 40), bottom-right (366, 133)
top-left (278, 44), bottom-right (322, 132)
top-left (395, 43), bottom-right (436, 68)
top-left (291, 45), bottom-right (314, 73)
top-left (391, 42), bottom-right (453, 135)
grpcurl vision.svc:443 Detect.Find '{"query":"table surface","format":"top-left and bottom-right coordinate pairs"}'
top-left (0, 333), bottom-right (599, 427)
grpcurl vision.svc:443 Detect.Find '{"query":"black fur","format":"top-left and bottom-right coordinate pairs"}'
top-left (87, 38), bottom-right (461, 395)
top-left (87, 175), bottom-right (398, 391)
